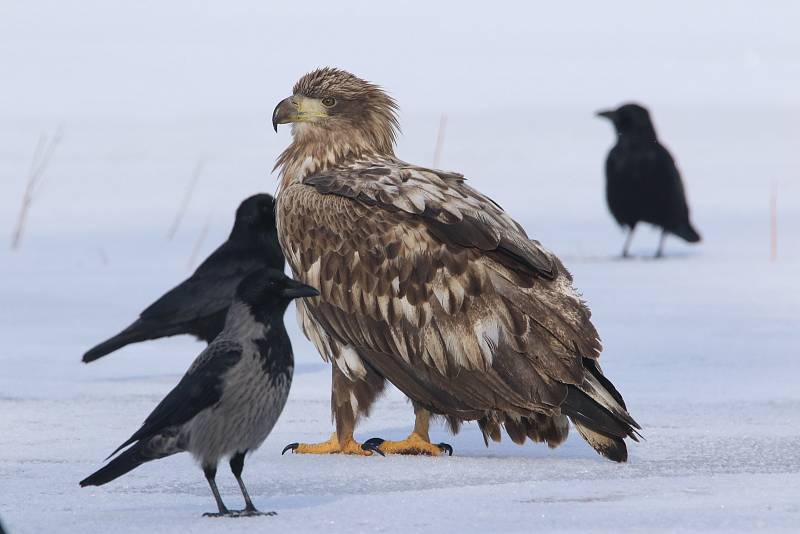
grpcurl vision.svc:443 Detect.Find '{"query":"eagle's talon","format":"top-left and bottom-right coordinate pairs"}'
top-left (279, 434), bottom-right (372, 455)
top-left (362, 437), bottom-right (385, 448)
top-left (367, 432), bottom-right (450, 456)
top-left (436, 442), bottom-right (454, 456)
top-left (281, 443), bottom-right (299, 455)
top-left (361, 439), bottom-right (386, 457)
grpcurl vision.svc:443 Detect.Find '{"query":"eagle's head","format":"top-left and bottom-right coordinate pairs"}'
top-left (272, 68), bottom-right (399, 158)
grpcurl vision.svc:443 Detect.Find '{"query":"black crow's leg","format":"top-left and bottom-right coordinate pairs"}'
top-left (655, 229), bottom-right (667, 258)
top-left (229, 451), bottom-right (276, 517)
top-left (622, 224), bottom-right (637, 258)
top-left (202, 464), bottom-right (231, 517)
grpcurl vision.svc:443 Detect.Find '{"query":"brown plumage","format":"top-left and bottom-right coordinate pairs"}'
top-left (273, 67), bottom-right (639, 461)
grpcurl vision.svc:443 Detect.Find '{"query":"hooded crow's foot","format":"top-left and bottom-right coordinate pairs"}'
top-left (281, 432), bottom-right (374, 456)
top-left (234, 509), bottom-right (277, 517)
top-left (364, 432), bottom-right (453, 456)
top-left (203, 511), bottom-right (232, 518)
top-left (203, 510), bottom-right (276, 518)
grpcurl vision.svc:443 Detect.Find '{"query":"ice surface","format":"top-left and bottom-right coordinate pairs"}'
top-left (1, 1), bottom-right (799, 533)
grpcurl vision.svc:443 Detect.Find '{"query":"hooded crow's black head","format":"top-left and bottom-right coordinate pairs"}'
top-left (596, 103), bottom-right (657, 139)
top-left (236, 269), bottom-right (318, 312)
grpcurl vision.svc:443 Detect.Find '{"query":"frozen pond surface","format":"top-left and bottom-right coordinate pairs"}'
top-left (1, 2), bottom-right (799, 532)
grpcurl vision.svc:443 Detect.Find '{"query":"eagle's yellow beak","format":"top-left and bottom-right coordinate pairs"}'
top-left (272, 96), bottom-right (329, 132)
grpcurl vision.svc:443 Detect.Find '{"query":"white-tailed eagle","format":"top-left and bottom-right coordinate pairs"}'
top-left (272, 67), bottom-right (639, 461)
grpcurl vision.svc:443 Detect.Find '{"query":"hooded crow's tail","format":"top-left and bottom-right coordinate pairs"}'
top-left (670, 221), bottom-right (701, 243)
top-left (80, 442), bottom-right (153, 487)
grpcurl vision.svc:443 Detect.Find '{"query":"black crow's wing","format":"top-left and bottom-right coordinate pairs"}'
top-left (107, 343), bottom-right (243, 458)
top-left (140, 243), bottom-right (267, 325)
top-left (649, 145), bottom-right (691, 221)
top-left (82, 241), bottom-right (272, 362)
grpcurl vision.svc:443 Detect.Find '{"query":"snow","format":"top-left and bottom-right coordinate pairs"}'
top-left (1, 1), bottom-right (800, 532)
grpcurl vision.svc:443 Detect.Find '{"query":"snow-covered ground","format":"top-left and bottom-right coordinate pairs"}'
top-left (1, 2), bottom-right (799, 533)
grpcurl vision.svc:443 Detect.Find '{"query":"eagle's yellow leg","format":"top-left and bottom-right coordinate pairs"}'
top-left (281, 432), bottom-right (373, 456)
top-left (364, 409), bottom-right (454, 456)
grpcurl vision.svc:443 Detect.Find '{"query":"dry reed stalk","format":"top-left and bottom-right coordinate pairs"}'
top-left (11, 128), bottom-right (63, 251)
top-left (166, 158), bottom-right (204, 241)
top-left (770, 180), bottom-right (778, 262)
top-left (432, 113), bottom-right (448, 168)
top-left (187, 213), bottom-right (213, 271)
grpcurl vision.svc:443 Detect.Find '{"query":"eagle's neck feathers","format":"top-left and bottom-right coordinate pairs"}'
top-left (275, 111), bottom-right (397, 190)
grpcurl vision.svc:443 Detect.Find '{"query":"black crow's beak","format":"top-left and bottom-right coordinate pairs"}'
top-left (281, 280), bottom-right (320, 299)
top-left (596, 109), bottom-right (616, 120)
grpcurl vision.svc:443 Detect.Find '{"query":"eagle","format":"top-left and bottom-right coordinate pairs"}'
top-left (272, 68), bottom-right (639, 461)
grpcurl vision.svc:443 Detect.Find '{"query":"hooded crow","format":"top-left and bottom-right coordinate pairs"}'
top-left (82, 193), bottom-right (285, 363)
top-left (597, 103), bottom-right (701, 257)
top-left (80, 269), bottom-right (318, 517)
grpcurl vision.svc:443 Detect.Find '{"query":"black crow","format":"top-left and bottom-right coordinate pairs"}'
top-left (597, 103), bottom-right (701, 257)
top-left (82, 193), bottom-right (285, 363)
top-left (80, 269), bottom-right (319, 517)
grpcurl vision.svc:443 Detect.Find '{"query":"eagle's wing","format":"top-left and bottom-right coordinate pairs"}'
top-left (304, 160), bottom-right (558, 282)
top-left (280, 159), bottom-right (636, 446)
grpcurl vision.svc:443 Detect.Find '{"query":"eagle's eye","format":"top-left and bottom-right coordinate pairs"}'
top-left (321, 97), bottom-right (336, 107)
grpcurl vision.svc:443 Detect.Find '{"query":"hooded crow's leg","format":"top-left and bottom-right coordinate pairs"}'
top-left (229, 451), bottom-right (276, 517)
top-left (202, 464), bottom-right (231, 517)
top-left (621, 224), bottom-right (637, 258)
top-left (655, 229), bottom-right (667, 258)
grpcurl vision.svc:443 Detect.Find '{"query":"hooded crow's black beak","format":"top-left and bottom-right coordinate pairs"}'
top-left (596, 109), bottom-right (616, 120)
top-left (281, 280), bottom-right (319, 299)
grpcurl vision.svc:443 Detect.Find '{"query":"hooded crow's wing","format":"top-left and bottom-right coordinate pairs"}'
top-left (108, 342), bottom-right (243, 457)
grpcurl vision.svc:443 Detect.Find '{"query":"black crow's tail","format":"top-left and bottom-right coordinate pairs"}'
top-left (82, 320), bottom-right (177, 363)
top-left (562, 360), bottom-right (641, 463)
top-left (80, 442), bottom-right (153, 487)
top-left (671, 221), bottom-right (701, 243)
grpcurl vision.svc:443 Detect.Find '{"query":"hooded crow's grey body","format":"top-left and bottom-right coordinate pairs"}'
top-left (82, 194), bottom-right (285, 363)
top-left (597, 103), bottom-right (701, 257)
top-left (80, 269), bottom-right (318, 517)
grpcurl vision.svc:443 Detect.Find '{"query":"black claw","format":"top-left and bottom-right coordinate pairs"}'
top-left (281, 443), bottom-right (299, 455)
top-left (203, 511), bottom-right (231, 518)
top-left (361, 438), bottom-right (386, 457)
top-left (237, 509), bottom-right (277, 517)
top-left (362, 437), bottom-right (385, 448)
top-left (436, 442), bottom-right (454, 456)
